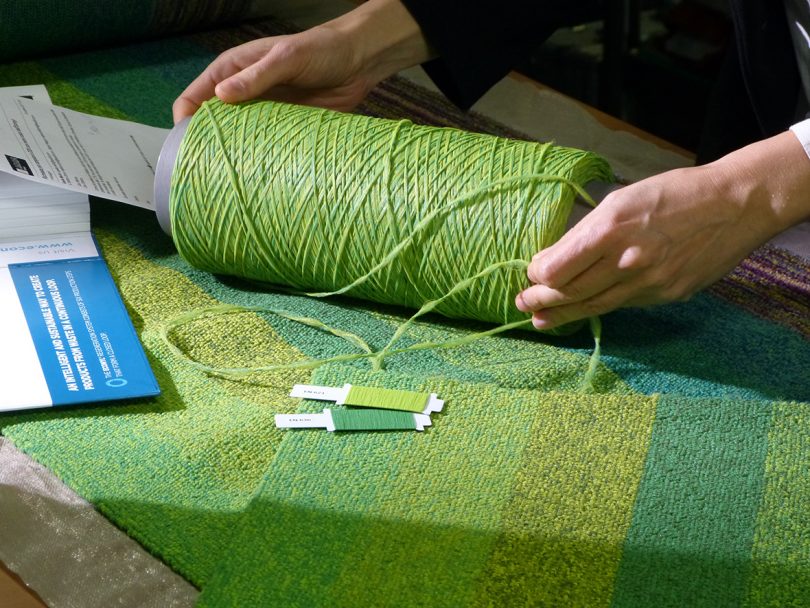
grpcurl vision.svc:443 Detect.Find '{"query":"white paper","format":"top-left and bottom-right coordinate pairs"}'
top-left (0, 87), bottom-right (91, 243)
top-left (275, 412), bottom-right (335, 431)
top-left (0, 95), bottom-right (168, 210)
top-left (0, 86), bottom-right (89, 409)
top-left (0, 172), bottom-right (89, 242)
top-left (0, 84), bottom-right (50, 104)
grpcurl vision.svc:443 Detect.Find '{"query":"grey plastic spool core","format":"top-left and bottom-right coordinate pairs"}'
top-left (154, 117), bottom-right (190, 236)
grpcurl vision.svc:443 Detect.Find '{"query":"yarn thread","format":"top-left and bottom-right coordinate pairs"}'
top-left (344, 386), bottom-right (430, 413)
top-left (162, 99), bottom-right (613, 388)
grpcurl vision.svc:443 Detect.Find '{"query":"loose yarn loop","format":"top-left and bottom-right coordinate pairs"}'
top-left (164, 99), bottom-right (613, 389)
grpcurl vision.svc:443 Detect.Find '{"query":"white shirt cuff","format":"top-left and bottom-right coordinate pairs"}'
top-left (789, 118), bottom-right (810, 160)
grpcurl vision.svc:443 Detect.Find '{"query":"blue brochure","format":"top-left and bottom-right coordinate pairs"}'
top-left (0, 85), bottom-right (158, 412)
top-left (0, 180), bottom-right (159, 412)
top-left (7, 254), bottom-right (159, 408)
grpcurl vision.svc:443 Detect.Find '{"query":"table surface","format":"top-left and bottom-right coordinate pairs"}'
top-left (1, 561), bottom-right (46, 608)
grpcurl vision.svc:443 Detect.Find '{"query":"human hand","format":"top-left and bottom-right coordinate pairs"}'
top-left (173, 0), bottom-right (431, 123)
top-left (516, 132), bottom-right (810, 329)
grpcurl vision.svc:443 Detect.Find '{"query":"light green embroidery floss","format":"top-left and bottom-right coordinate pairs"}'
top-left (158, 98), bottom-right (613, 388)
top-left (344, 386), bottom-right (430, 413)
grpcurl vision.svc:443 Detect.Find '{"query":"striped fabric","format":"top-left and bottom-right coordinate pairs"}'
top-left (0, 0), bottom-right (265, 63)
top-left (0, 19), bottom-right (808, 607)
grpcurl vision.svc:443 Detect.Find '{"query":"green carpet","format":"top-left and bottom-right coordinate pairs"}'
top-left (0, 18), bottom-right (808, 607)
top-left (0, 0), bottom-right (262, 62)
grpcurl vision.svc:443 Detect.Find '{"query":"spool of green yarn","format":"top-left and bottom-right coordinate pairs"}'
top-left (156, 98), bottom-right (613, 330)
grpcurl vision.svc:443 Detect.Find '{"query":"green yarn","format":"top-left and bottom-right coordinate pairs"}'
top-left (345, 386), bottom-right (430, 413)
top-left (330, 408), bottom-right (419, 431)
top-left (163, 98), bottom-right (612, 386)
top-left (169, 98), bottom-right (612, 327)
top-left (159, 300), bottom-right (535, 378)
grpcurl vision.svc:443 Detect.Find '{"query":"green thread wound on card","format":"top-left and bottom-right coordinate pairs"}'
top-left (331, 408), bottom-right (417, 431)
top-left (345, 386), bottom-right (430, 413)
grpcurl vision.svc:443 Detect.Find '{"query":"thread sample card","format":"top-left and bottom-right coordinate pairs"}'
top-left (276, 408), bottom-right (431, 432)
top-left (344, 385), bottom-right (429, 412)
top-left (290, 384), bottom-right (444, 415)
top-left (279, 384), bottom-right (442, 432)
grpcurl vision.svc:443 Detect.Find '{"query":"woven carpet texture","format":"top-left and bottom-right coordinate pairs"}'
top-left (0, 0), bottom-right (270, 63)
top-left (0, 18), bottom-right (808, 608)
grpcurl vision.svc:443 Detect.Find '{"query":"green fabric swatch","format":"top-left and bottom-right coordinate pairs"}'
top-left (610, 395), bottom-right (773, 607)
top-left (198, 372), bottom-right (658, 608)
top-left (745, 400), bottom-right (810, 606)
top-left (0, 18), bottom-right (805, 607)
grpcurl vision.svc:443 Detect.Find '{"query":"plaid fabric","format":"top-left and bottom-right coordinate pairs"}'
top-left (0, 19), bottom-right (808, 607)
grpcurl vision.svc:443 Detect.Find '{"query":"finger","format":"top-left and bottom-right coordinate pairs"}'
top-left (215, 42), bottom-right (301, 103)
top-left (173, 71), bottom-right (220, 123)
top-left (530, 282), bottom-right (639, 330)
top-left (172, 96), bottom-right (199, 124)
top-left (516, 257), bottom-right (629, 312)
top-left (173, 57), bottom-right (240, 123)
top-left (172, 39), bottom-right (275, 122)
top-left (529, 222), bottom-right (607, 288)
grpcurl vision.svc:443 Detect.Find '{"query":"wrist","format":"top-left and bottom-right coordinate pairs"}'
top-left (709, 132), bottom-right (810, 239)
top-left (322, 0), bottom-right (432, 84)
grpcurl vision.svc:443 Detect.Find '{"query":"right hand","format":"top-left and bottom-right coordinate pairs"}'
top-left (172, 0), bottom-right (431, 123)
top-left (515, 131), bottom-right (810, 329)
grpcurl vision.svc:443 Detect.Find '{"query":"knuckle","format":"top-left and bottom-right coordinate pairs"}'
top-left (662, 283), bottom-right (694, 303)
top-left (215, 49), bottom-right (238, 68)
top-left (530, 264), bottom-right (562, 288)
top-left (559, 282), bottom-right (585, 302)
top-left (527, 262), bottom-right (551, 285)
top-left (601, 190), bottom-right (623, 207)
top-left (580, 297), bottom-right (612, 317)
top-left (267, 37), bottom-right (300, 63)
top-left (641, 268), bottom-right (671, 291)
top-left (617, 245), bottom-right (656, 271)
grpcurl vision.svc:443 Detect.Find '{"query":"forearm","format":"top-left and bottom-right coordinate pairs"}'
top-left (708, 130), bottom-right (810, 242)
top-left (322, 0), bottom-right (433, 84)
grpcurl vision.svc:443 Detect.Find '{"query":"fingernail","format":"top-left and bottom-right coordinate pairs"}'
top-left (216, 79), bottom-right (242, 99)
top-left (532, 316), bottom-right (549, 329)
top-left (515, 292), bottom-right (528, 312)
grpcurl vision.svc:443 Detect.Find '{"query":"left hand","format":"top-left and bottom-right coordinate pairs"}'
top-left (515, 131), bottom-right (810, 330)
